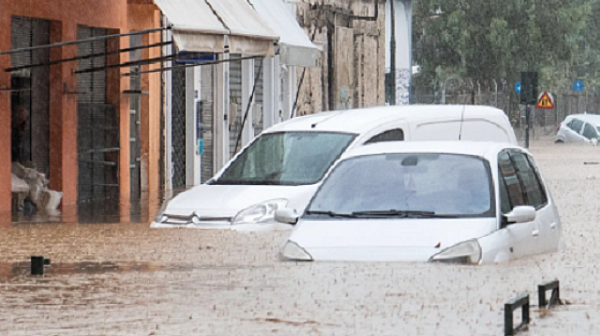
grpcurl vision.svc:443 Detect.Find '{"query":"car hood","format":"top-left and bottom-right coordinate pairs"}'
top-left (287, 218), bottom-right (497, 262)
top-left (163, 183), bottom-right (319, 218)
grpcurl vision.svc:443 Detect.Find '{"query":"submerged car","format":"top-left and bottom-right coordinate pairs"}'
top-left (277, 141), bottom-right (562, 264)
top-left (555, 113), bottom-right (600, 145)
top-left (152, 105), bottom-right (517, 231)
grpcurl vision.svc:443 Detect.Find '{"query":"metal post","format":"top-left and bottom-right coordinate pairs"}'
top-left (525, 104), bottom-right (530, 148)
top-left (390, 0), bottom-right (397, 105)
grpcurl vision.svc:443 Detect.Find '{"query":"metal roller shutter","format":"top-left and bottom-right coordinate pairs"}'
top-left (10, 16), bottom-right (50, 176)
top-left (129, 34), bottom-right (142, 202)
top-left (253, 58), bottom-right (264, 135)
top-left (200, 66), bottom-right (215, 183)
top-left (76, 25), bottom-right (119, 223)
top-left (171, 43), bottom-right (187, 189)
top-left (229, 56), bottom-right (243, 157)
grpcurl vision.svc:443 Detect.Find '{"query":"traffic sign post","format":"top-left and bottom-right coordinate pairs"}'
top-left (521, 72), bottom-right (538, 149)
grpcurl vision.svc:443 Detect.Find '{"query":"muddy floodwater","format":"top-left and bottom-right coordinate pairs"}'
top-left (1, 140), bottom-right (600, 335)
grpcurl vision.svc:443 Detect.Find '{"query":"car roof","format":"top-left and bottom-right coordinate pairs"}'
top-left (339, 141), bottom-right (522, 161)
top-left (264, 105), bottom-right (509, 134)
top-left (566, 113), bottom-right (600, 126)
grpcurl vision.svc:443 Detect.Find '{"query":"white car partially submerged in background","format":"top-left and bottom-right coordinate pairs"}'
top-left (152, 105), bottom-right (517, 231)
top-left (278, 141), bottom-right (562, 264)
top-left (555, 113), bottom-right (600, 145)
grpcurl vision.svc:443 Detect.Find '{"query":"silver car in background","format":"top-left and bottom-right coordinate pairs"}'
top-left (555, 113), bottom-right (600, 145)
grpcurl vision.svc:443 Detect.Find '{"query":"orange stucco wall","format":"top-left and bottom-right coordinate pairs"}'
top-left (0, 0), bottom-right (161, 219)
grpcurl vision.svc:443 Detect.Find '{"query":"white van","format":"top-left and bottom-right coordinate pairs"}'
top-left (152, 105), bottom-right (517, 230)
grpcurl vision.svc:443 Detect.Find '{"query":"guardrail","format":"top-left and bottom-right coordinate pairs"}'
top-left (504, 294), bottom-right (530, 336)
top-left (538, 280), bottom-right (560, 308)
top-left (504, 280), bottom-right (562, 336)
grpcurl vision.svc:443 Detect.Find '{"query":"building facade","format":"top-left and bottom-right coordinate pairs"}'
top-left (0, 0), bottom-right (163, 222)
top-left (295, 0), bottom-right (387, 115)
top-left (156, 0), bottom-right (387, 193)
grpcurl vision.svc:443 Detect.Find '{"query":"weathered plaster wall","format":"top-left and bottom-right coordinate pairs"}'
top-left (295, 0), bottom-right (386, 116)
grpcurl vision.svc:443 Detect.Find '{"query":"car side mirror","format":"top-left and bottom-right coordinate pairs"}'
top-left (274, 208), bottom-right (299, 225)
top-left (503, 206), bottom-right (536, 227)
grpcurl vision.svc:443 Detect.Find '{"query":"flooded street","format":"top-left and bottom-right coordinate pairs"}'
top-left (1, 140), bottom-right (600, 335)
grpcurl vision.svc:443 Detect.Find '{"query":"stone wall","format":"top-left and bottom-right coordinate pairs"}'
top-left (295, 0), bottom-right (386, 116)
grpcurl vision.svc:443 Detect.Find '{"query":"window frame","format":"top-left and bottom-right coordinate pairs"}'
top-left (497, 150), bottom-right (526, 214)
top-left (364, 128), bottom-right (405, 145)
top-left (568, 118), bottom-right (584, 133)
top-left (498, 149), bottom-right (549, 213)
top-left (582, 122), bottom-right (599, 140)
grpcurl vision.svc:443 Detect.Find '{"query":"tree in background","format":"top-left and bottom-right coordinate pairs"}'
top-left (412, 0), bottom-right (595, 96)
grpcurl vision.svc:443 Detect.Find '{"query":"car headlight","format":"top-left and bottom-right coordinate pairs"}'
top-left (154, 200), bottom-right (170, 223)
top-left (231, 199), bottom-right (289, 225)
top-left (280, 240), bottom-right (313, 261)
top-left (429, 239), bottom-right (482, 265)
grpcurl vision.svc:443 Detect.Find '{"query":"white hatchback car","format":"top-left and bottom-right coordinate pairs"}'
top-left (278, 141), bottom-right (562, 264)
top-left (555, 113), bottom-right (600, 145)
top-left (152, 105), bottom-right (517, 231)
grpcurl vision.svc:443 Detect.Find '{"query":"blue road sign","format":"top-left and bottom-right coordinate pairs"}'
top-left (515, 82), bottom-right (521, 94)
top-left (573, 80), bottom-right (585, 92)
top-left (198, 139), bottom-right (204, 155)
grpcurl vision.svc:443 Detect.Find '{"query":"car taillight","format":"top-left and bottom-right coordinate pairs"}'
top-left (557, 123), bottom-right (561, 132)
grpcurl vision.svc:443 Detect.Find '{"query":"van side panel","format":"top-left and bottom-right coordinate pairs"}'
top-left (412, 119), bottom-right (516, 144)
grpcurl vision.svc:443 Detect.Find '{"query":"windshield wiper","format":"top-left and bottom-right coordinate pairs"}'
top-left (305, 210), bottom-right (357, 218)
top-left (351, 210), bottom-right (459, 218)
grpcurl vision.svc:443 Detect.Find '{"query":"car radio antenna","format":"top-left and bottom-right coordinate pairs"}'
top-left (458, 105), bottom-right (466, 140)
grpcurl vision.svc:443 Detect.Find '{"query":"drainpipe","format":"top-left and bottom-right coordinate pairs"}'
top-left (390, 0), bottom-right (397, 105)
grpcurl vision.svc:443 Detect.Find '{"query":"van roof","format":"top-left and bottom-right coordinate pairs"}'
top-left (264, 105), bottom-right (510, 134)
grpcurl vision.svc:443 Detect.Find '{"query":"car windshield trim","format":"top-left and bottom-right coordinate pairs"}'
top-left (211, 131), bottom-right (357, 186)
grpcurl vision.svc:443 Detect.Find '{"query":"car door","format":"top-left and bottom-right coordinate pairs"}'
top-left (581, 122), bottom-right (598, 144)
top-left (566, 118), bottom-right (585, 143)
top-left (510, 150), bottom-right (560, 252)
top-left (497, 151), bottom-right (541, 258)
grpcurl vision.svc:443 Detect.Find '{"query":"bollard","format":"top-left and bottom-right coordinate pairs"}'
top-left (538, 280), bottom-right (560, 309)
top-left (504, 293), bottom-right (530, 336)
top-left (31, 256), bottom-right (44, 275)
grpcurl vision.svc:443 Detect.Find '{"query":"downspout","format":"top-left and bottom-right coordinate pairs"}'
top-left (390, 0), bottom-right (396, 105)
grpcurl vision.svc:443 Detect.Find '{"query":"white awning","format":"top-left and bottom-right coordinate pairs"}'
top-left (154, 0), bottom-right (278, 56)
top-left (205, 0), bottom-right (278, 56)
top-left (248, 0), bottom-right (321, 67)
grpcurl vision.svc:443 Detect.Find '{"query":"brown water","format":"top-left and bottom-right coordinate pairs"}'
top-left (0, 140), bottom-right (599, 335)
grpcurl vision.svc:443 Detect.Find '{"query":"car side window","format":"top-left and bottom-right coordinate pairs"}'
top-left (583, 123), bottom-right (598, 140)
top-left (498, 152), bottom-right (526, 213)
top-left (525, 154), bottom-right (549, 206)
top-left (365, 129), bottom-right (404, 144)
top-left (569, 118), bottom-right (584, 133)
top-left (511, 152), bottom-right (547, 209)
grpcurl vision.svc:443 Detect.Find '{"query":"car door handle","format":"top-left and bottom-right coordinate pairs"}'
top-left (550, 223), bottom-right (557, 230)
top-left (532, 230), bottom-right (540, 237)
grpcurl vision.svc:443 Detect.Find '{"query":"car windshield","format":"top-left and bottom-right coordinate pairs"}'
top-left (306, 153), bottom-right (495, 218)
top-left (213, 131), bottom-right (356, 186)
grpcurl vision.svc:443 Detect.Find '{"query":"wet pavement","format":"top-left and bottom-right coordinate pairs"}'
top-left (1, 140), bottom-right (600, 335)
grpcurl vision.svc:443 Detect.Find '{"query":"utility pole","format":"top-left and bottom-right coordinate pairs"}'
top-left (390, 0), bottom-right (396, 105)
